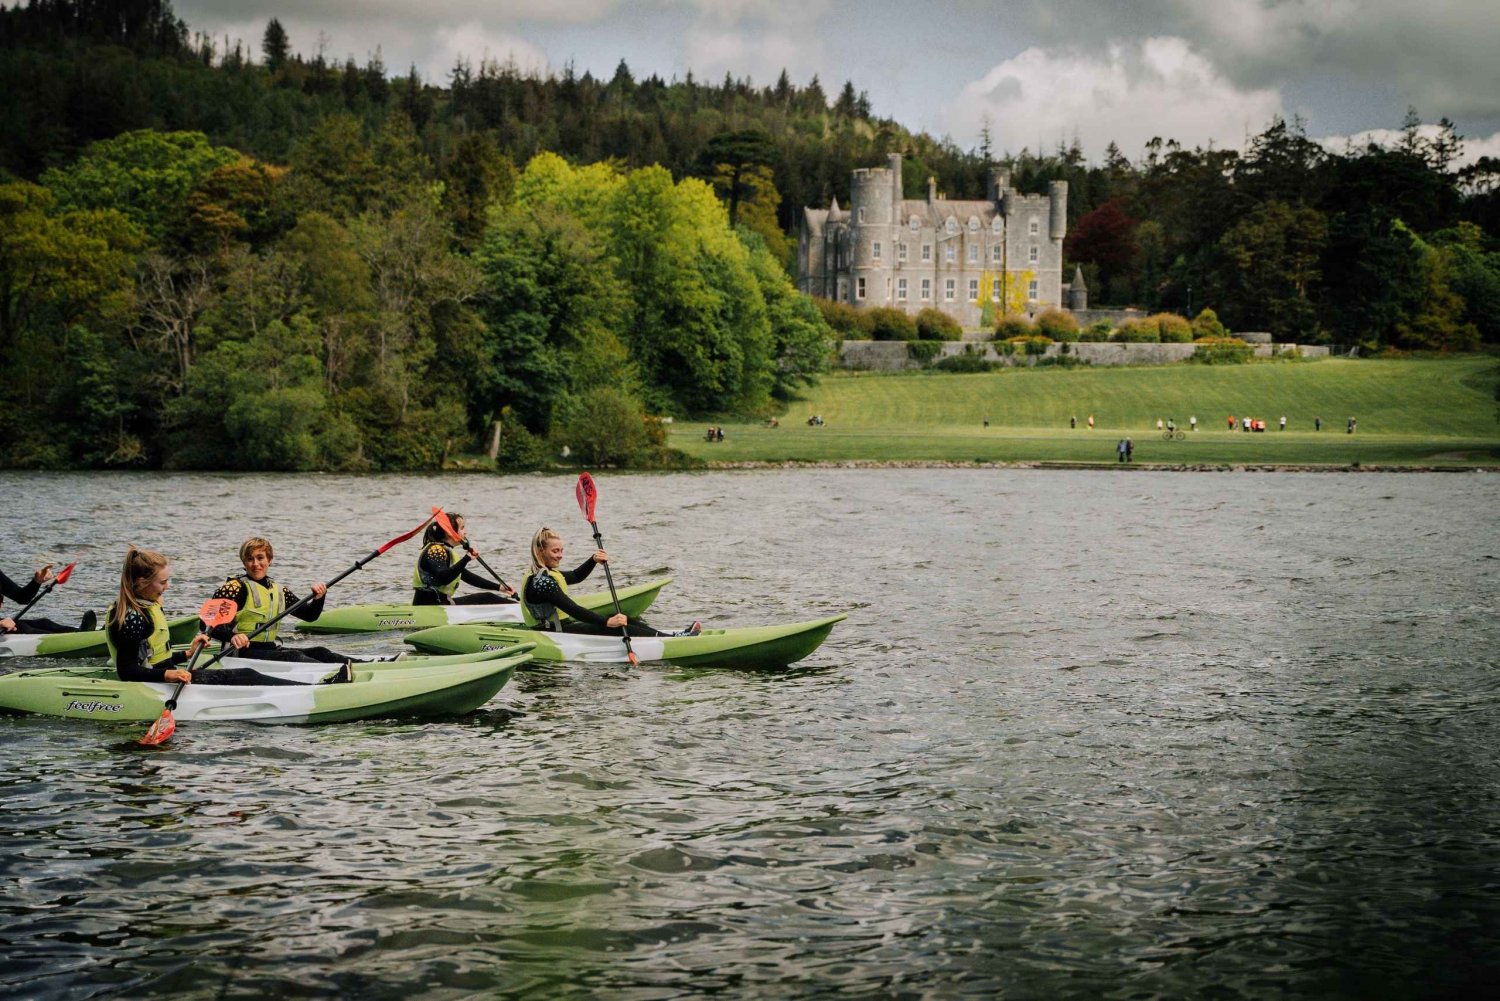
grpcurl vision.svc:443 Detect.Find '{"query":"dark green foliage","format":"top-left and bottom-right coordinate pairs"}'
top-left (1190, 339), bottom-right (1253, 364)
top-left (931, 351), bottom-right (997, 373)
top-left (906, 340), bottom-right (943, 364)
top-left (867, 307), bottom-right (917, 341)
top-left (915, 307), bottom-right (962, 341)
top-left (815, 298), bottom-right (874, 337)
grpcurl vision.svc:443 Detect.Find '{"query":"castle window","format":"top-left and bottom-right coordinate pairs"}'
top-left (991, 279), bottom-right (1002, 302)
top-left (898, 243), bottom-right (907, 262)
top-left (968, 278), bottom-right (979, 301)
top-left (1029, 218), bottom-right (1039, 236)
top-left (910, 216), bottom-right (920, 231)
top-left (968, 244), bottom-right (978, 264)
top-left (945, 217), bottom-right (958, 235)
top-left (968, 216), bottom-right (979, 232)
top-left (944, 244), bottom-right (955, 263)
top-left (992, 217), bottom-right (1002, 234)
top-left (1028, 279), bottom-right (1038, 300)
top-left (921, 244), bottom-right (931, 262)
top-left (857, 277), bottom-right (866, 300)
top-left (859, 208), bottom-right (865, 222)
top-left (1028, 246), bottom-right (1039, 264)
top-left (897, 278), bottom-right (908, 300)
top-left (944, 278), bottom-right (956, 301)
top-left (921, 278), bottom-right (931, 300)
top-left (991, 245), bottom-right (1002, 264)
top-left (872, 242), bottom-right (882, 261)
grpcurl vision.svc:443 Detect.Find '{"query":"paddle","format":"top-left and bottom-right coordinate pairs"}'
top-left (10, 562), bottom-right (77, 624)
top-left (430, 507), bottom-right (516, 597)
top-left (574, 472), bottom-right (638, 667)
top-left (139, 597), bottom-right (239, 746)
top-left (191, 512), bottom-right (437, 674)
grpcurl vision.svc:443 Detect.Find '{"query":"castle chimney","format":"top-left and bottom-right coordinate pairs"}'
top-left (926, 176), bottom-right (936, 204)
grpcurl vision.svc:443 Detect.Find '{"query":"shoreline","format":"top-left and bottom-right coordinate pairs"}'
top-left (701, 459), bottom-right (1500, 473)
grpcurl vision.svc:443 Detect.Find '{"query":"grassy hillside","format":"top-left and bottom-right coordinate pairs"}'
top-left (670, 357), bottom-right (1500, 466)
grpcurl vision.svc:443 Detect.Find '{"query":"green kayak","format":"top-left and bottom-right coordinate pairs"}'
top-left (294, 578), bottom-right (671, 634)
top-left (0, 615), bottom-right (203, 660)
top-left (0, 645), bottom-right (532, 723)
top-left (404, 615), bottom-right (847, 670)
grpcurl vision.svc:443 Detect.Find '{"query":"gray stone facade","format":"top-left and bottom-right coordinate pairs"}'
top-left (838, 340), bottom-right (1330, 370)
top-left (798, 154), bottom-right (1066, 327)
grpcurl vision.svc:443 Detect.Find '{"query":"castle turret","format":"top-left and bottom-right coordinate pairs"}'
top-left (926, 176), bottom-right (936, 204)
top-left (888, 153), bottom-right (903, 205)
top-left (1069, 266), bottom-right (1088, 311)
top-left (1048, 180), bottom-right (1068, 240)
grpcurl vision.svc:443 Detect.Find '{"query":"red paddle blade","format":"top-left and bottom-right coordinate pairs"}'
top-left (139, 710), bottom-right (176, 746)
top-left (575, 472), bottom-right (598, 522)
top-left (55, 562), bottom-right (77, 585)
top-left (376, 512), bottom-right (438, 555)
top-left (198, 597), bottom-right (238, 629)
top-left (430, 507), bottom-right (462, 544)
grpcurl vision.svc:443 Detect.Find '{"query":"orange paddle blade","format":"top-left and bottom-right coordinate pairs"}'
top-left (575, 472), bottom-right (598, 522)
top-left (139, 710), bottom-right (176, 746)
top-left (198, 597), bottom-right (238, 629)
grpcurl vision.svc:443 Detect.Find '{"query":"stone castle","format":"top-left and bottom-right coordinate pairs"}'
top-left (797, 154), bottom-right (1082, 327)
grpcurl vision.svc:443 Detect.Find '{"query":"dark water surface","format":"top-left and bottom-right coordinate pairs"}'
top-left (1, 469), bottom-right (1497, 999)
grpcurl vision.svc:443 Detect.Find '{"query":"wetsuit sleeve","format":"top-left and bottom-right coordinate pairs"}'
top-left (418, 544), bottom-right (471, 588)
top-left (562, 558), bottom-right (598, 587)
top-left (0, 569), bottom-right (40, 604)
top-left (528, 572), bottom-right (610, 628)
top-left (459, 567), bottom-right (500, 590)
top-left (111, 610), bottom-right (174, 683)
top-left (205, 578), bottom-right (249, 641)
top-left (285, 588), bottom-right (327, 621)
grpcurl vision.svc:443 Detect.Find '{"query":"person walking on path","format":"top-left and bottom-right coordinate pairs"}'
top-left (1189, 416), bottom-right (1197, 431)
top-left (1315, 416), bottom-right (1322, 431)
top-left (1087, 415), bottom-right (1095, 429)
top-left (1125, 438), bottom-right (1134, 462)
top-left (1117, 439), bottom-right (1127, 463)
top-left (1227, 414), bottom-right (1235, 431)
top-left (1280, 416), bottom-right (1287, 431)
top-left (1070, 416), bottom-right (1077, 429)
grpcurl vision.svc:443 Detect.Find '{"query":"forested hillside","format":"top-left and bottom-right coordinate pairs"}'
top-left (2, 0), bottom-right (1497, 470)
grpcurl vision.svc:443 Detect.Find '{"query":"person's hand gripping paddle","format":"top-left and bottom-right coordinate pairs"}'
top-left (430, 508), bottom-right (515, 597)
top-left (10, 561), bottom-right (77, 624)
top-left (574, 472), bottom-right (638, 667)
top-left (139, 597), bottom-right (238, 746)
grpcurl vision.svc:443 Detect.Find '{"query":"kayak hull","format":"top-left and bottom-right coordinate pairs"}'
top-left (294, 578), bottom-right (671, 634)
top-left (1, 616), bottom-right (203, 660)
top-left (404, 615), bottom-right (846, 670)
top-left (0, 647), bottom-right (531, 723)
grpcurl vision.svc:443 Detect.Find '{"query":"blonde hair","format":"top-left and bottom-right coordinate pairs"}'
top-left (530, 527), bottom-right (562, 574)
top-left (113, 546), bottom-right (168, 627)
top-left (239, 537), bottom-right (273, 562)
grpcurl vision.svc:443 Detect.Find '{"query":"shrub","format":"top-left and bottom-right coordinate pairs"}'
top-left (815, 298), bottom-right (874, 337)
top-left (907, 339), bottom-right (943, 364)
top-left (915, 307), bottom-right (963, 341)
top-left (1033, 354), bottom-right (1090, 368)
top-left (868, 306), bottom-right (918, 341)
top-left (995, 314), bottom-right (1034, 339)
top-left (550, 387), bottom-right (654, 466)
top-left (1079, 320), bottom-right (1113, 342)
top-left (1191, 308), bottom-right (1227, 340)
top-left (1006, 334), bottom-right (1052, 356)
top-left (1034, 307), bottom-right (1080, 342)
top-left (495, 422), bottom-right (550, 470)
top-left (932, 352), bottom-right (997, 372)
top-left (1152, 312), bottom-right (1193, 342)
top-left (1190, 337), bottom-right (1253, 364)
top-left (1111, 318), bottom-right (1159, 342)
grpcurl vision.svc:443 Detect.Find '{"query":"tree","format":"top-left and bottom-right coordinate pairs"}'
top-left (1214, 200), bottom-right (1327, 339)
top-left (262, 18), bottom-right (289, 72)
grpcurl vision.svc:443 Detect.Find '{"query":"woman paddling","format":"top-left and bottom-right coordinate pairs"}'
top-left (203, 537), bottom-right (350, 664)
top-left (1, 562), bottom-right (92, 634)
top-left (108, 546), bottom-right (349, 687)
top-left (520, 527), bottom-right (698, 637)
top-left (413, 513), bottom-right (515, 606)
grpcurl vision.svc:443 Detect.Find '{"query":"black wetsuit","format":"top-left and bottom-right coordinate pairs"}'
top-left (412, 543), bottom-right (512, 606)
top-left (109, 607), bottom-right (305, 686)
top-left (1, 567), bottom-right (71, 633)
top-left (205, 575), bottom-right (347, 664)
top-left (524, 560), bottom-right (671, 637)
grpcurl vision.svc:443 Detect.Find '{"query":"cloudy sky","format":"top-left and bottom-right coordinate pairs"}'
top-left (174, 0), bottom-right (1500, 165)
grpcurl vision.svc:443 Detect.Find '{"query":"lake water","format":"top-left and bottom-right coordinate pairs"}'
top-left (1, 469), bottom-right (1497, 999)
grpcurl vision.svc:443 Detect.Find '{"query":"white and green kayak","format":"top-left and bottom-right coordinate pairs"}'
top-left (0, 616), bottom-right (203, 660)
top-left (294, 578), bottom-right (671, 635)
top-left (404, 615), bottom-right (847, 670)
top-left (0, 645), bottom-right (532, 723)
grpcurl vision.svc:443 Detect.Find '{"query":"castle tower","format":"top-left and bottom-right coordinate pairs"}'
top-left (1069, 266), bottom-right (1088, 311)
top-left (1048, 180), bottom-right (1068, 240)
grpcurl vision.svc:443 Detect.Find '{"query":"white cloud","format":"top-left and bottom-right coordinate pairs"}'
top-left (1318, 126), bottom-right (1500, 169)
top-left (677, 0), bottom-right (829, 85)
top-left (433, 20), bottom-right (550, 76)
top-left (947, 37), bottom-right (1284, 159)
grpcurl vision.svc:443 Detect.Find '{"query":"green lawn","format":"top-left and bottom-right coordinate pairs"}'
top-left (672, 357), bottom-right (1500, 466)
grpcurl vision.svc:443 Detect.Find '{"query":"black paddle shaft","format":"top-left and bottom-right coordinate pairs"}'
top-left (10, 582), bottom-right (57, 623)
top-left (588, 520), bottom-right (637, 664)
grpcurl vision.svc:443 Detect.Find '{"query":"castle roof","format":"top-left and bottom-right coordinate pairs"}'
top-left (1072, 265), bottom-right (1087, 291)
top-left (899, 199), bottom-right (1001, 230)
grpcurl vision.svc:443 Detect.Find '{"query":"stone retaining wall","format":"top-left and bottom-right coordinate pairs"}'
top-left (838, 340), bottom-right (1330, 370)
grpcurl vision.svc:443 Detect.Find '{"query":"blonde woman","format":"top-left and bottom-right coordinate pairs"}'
top-left (520, 527), bottom-right (698, 637)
